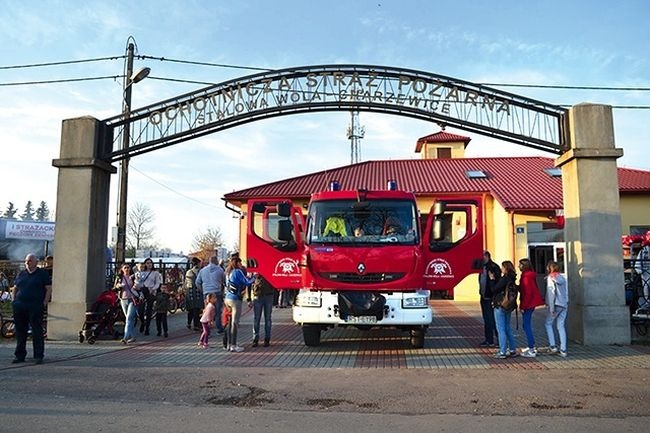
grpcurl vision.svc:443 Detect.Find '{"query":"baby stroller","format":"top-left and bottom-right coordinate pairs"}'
top-left (79, 289), bottom-right (124, 344)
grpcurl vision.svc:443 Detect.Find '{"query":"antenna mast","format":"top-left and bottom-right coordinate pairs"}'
top-left (346, 111), bottom-right (365, 164)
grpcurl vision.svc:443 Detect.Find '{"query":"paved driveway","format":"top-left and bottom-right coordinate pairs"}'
top-left (2, 300), bottom-right (648, 370)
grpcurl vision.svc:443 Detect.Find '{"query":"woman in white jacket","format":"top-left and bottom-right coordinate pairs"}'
top-left (544, 261), bottom-right (568, 357)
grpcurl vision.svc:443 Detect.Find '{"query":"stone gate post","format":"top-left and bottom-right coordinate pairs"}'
top-left (48, 117), bottom-right (115, 340)
top-left (556, 103), bottom-right (630, 345)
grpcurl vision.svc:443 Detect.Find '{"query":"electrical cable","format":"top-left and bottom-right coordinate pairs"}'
top-left (1, 54), bottom-right (649, 109)
top-left (0, 75), bottom-right (123, 86)
top-left (0, 55), bottom-right (124, 70)
top-left (481, 83), bottom-right (650, 91)
top-left (138, 55), bottom-right (271, 72)
top-left (130, 164), bottom-right (226, 212)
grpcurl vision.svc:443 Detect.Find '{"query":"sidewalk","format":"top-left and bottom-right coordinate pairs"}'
top-left (1, 300), bottom-right (649, 370)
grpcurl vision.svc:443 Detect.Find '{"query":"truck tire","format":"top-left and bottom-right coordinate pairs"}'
top-left (302, 325), bottom-right (321, 347)
top-left (410, 328), bottom-right (425, 349)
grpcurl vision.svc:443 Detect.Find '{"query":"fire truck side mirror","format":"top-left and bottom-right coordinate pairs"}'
top-left (277, 202), bottom-right (292, 217)
top-left (431, 201), bottom-right (446, 241)
top-left (432, 218), bottom-right (444, 241)
top-left (251, 203), bottom-right (266, 213)
top-left (277, 220), bottom-right (294, 241)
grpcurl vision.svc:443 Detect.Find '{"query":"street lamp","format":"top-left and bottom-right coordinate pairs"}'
top-left (115, 39), bottom-right (149, 264)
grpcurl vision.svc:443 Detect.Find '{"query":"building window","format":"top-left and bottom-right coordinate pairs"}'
top-left (527, 222), bottom-right (564, 243)
top-left (437, 147), bottom-right (452, 159)
top-left (543, 167), bottom-right (562, 177)
top-left (630, 225), bottom-right (650, 236)
top-left (465, 169), bottom-right (487, 179)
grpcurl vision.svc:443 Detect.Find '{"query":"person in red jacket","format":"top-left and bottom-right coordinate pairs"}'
top-left (518, 258), bottom-right (545, 357)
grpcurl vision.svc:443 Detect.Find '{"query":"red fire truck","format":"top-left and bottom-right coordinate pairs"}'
top-left (245, 181), bottom-right (483, 348)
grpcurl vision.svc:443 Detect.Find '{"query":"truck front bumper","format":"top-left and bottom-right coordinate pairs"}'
top-left (292, 289), bottom-right (432, 326)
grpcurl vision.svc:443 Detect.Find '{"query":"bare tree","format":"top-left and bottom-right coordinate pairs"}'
top-left (127, 202), bottom-right (156, 250)
top-left (191, 226), bottom-right (224, 263)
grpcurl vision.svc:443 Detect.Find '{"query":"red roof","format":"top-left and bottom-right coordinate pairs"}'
top-left (415, 131), bottom-right (471, 152)
top-left (223, 157), bottom-right (650, 211)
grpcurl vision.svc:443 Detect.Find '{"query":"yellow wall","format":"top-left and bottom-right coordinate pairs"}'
top-left (235, 193), bottom-right (650, 301)
top-left (422, 141), bottom-right (466, 159)
top-left (454, 200), bottom-right (551, 301)
top-left (620, 194), bottom-right (650, 234)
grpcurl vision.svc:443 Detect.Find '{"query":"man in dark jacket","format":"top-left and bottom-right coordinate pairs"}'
top-left (11, 254), bottom-right (51, 364)
top-left (478, 251), bottom-right (501, 347)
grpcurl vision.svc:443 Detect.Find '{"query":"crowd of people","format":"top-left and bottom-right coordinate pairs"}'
top-left (478, 251), bottom-right (569, 359)
top-left (112, 252), bottom-right (276, 353)
top-left (5, 248), bottom-right (572, 364)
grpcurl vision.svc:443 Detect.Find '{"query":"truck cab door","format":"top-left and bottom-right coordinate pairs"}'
top-left (246, 199), bottom-right (304, 290)
top-left (421, 196), bottom-right (484, 298)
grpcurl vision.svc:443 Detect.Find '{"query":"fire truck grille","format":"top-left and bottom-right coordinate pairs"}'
top-left (319, 272), bottom-right (405, 284)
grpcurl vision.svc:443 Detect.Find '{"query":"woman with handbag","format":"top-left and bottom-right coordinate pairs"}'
top-left (114, 264), bottom-right (139, 344)
top-left (134, 258), bottom-right (163, 335)
top-left (491, 261), bottom-right (519, 359)
top-left (224, 256), bottom-right (256, 352)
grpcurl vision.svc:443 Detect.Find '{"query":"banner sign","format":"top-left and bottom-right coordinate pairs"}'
top-left (5, 221), bottom-right (55, 241)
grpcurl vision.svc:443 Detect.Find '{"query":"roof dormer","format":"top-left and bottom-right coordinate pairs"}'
top-left (415, 128), bottom-right (471, 160)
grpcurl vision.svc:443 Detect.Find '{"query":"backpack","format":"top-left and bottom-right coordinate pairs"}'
top-left (499, 281), bottom-right (518, 312)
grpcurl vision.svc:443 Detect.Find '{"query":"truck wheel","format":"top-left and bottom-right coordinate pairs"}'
top-left (302, 325), bottom-right (321, 347)
top-left (410, 328), bottom-right (425, 349)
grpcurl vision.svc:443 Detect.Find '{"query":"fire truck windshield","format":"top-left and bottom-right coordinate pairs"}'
top-left (306, 199), bottom-right (419, 245)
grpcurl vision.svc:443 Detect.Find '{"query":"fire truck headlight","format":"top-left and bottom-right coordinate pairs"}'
top-left (402, 291), bottom-right (430, 308)
top-left (296, 290), bottom-right (321, 307)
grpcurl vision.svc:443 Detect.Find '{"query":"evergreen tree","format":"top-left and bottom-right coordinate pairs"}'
top-left (36, 201), bottom-right (50, 221)
top-left (3, 202), bottom-right (17, 219)
top-left (21, 201), bottom-right (35, 221)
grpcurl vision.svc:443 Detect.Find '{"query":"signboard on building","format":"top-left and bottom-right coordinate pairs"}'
top-left (4, 221), bottom-right (55, 241)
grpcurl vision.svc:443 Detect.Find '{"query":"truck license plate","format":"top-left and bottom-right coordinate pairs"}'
top-left (346, 316), bottom-right (377, 324)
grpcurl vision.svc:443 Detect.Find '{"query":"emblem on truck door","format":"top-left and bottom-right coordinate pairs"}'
top-left (357, 263), bottom-right (366, 274)
top-left (424, 258), bottom-right (454, 279)
top-left (272, 257), bottom-right (301, 277)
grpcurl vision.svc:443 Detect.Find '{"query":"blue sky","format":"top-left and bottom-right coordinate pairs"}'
top-left (1, 0), bottom-right (648, 254)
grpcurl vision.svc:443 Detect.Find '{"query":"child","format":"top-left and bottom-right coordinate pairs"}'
top-left (222, 304), bottom-right (232, 350)
top-left (154, 285), bottom-right (171, 337)
top-left (198, 293), bottom-right (217, 348)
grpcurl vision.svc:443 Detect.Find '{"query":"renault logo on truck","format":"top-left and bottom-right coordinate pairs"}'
top-left (357, 263), bottom-right (366, 274)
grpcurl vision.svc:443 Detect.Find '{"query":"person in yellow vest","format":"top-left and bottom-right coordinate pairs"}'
top-left (323, 215), bottom-right (347, 237)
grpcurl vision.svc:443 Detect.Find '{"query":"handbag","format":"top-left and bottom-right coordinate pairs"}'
top-left (227, 283), bottom-right (243, 300)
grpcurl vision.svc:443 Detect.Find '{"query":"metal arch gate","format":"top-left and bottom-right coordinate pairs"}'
top-left (50, 63), bottom-right (630, 345)
top-left (100, 64), bottom-right (567, 161)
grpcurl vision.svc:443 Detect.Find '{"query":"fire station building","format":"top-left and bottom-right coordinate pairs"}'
top-left (223, 130), bottom-right (650, 301)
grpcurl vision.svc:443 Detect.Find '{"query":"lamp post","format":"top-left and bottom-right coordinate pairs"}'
top-left (115, 40), bottom-right (150, 264)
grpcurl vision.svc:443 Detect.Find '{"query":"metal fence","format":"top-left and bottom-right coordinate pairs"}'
top-left (1, 259), bottom-right (191, 291)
